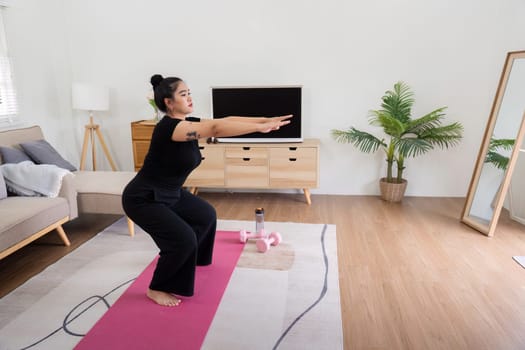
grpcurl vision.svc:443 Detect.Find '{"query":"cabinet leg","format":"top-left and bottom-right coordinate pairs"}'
top-left (303, 188), bottom-right (312, 205)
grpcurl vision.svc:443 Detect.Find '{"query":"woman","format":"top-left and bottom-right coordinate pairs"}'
top-left (122, 75), bottom-right (291, 307)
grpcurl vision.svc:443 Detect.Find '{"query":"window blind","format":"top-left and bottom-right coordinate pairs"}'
top-left (0, 56), bottom-right (17, 123)
top-left (0, 8), bottom-right (17, 125)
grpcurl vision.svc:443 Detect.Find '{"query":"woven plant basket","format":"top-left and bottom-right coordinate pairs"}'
top-left (379, 178), bottom-right (407, 202)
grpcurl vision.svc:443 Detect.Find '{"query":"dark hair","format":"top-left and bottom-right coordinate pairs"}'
top-left (150, 74), bottom-right (183, 113)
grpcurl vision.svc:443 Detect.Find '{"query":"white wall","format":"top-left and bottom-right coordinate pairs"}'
top-left (4, 0), bottom-right (525, 196)
top-left (2, 0), bottom-right (78, 162)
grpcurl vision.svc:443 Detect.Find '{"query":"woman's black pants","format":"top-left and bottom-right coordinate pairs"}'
top-left (122, 175), bottom-right (217, 297)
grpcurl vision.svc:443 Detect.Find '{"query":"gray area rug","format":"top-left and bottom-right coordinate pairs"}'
top-left (0, 217), bottom-right (342, 350)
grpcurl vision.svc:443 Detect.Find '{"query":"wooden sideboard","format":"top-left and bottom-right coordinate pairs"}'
top-left (130, 120), bottom-right (319, 204)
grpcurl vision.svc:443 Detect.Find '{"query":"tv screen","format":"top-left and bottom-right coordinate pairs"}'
top-left (211, 86), bottom-right (302, 142)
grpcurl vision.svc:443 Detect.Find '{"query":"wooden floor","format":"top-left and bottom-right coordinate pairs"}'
top-left (1, 194), bottom-right (525, 349)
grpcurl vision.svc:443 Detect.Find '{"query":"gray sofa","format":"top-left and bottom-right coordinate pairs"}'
top-left (0, 125), bottom-right (136, 260)
top-left (0, 126), bottom-right (77, 259)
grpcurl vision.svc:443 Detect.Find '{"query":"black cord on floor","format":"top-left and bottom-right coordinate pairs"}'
top-left (20, 277), bottom-right (136, 350)
top-left (272, 224), bottom-right (329, 350)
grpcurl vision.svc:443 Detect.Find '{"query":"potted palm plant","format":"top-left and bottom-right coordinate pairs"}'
top-left (331, 81), bottom-right (463, 202)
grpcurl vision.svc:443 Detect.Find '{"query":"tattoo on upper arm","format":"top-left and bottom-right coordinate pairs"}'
top-left (186, 130), bottom-right (200, 141)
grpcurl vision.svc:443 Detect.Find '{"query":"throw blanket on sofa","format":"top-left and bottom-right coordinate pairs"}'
top-left (0, 161), bottom-right (71, 198)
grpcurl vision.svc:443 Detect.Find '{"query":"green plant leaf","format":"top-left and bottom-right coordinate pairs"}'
top-left (380, 81), bottom-right (414, 124)
top-left (405, 107), bottom-right (447, 134)
top-left (484, 137), bottom-right (515, 170)
top-left (418, 122), bottom-right (464, 149)
top-left (395, 137), bottom-right (433, 157)
top-left (485, 151), bottom-right (510, 170)
top-left (369, 110), bottom-right (405, 137)
top-left (148, 99), bottom-right (158, 112)
top-left (489, 138), bottom-right (515, 151)
top-left (331, 128), bottom-right (386, 153)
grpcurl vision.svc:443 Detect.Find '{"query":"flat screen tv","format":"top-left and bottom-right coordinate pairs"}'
top-left (211, 86), bottom-right (302, 143)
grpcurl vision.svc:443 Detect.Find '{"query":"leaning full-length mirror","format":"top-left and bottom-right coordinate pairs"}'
top-left (462, 51), bottom-right (525, 236)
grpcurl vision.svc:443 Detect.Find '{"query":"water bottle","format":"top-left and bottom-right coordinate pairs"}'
top-left (255, 207), bottom-right (265, 234)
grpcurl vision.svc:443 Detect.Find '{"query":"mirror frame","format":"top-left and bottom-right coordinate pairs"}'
top-left (462, 50), bottom-right (525, 236)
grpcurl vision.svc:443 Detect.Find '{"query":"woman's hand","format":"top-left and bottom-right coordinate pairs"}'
top-left (258, 115), bottom-right (293, 133)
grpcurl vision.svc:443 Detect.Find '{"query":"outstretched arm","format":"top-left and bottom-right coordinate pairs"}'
top-left (171, 115), bottom-right (292, 142)
top-left (221, 116), bottom-right (270, 123)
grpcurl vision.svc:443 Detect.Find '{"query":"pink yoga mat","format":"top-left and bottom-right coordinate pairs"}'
top-left (75, 231), bottom-right (244, 350)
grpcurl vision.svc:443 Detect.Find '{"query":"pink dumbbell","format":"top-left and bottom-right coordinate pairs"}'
top-left (239, 229), bottom-right (265, 243)
top-left (256, 232), bottom-right (282, 253)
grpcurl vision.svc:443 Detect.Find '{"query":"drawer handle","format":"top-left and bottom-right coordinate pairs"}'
top-left (199, 146), bottom-right (204, 150)
top-left (201, 157), bottom-right (205, 160)
top-left (289, 158), bottom-right (297, 161)
top-left (243, 158), bottom-right (250, 161)
top-left (289, 147), bottom-right (297, 151)
top-left (243, 147), bottom-right (250, 150)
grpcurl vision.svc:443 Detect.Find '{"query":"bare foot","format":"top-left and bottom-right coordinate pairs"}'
top-left (147, 288), bottom-right (181, 307)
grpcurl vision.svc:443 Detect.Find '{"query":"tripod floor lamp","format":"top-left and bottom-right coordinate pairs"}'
top-left (72, 82), bottom-right (117, 171)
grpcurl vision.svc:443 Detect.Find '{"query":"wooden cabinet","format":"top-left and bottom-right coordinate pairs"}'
top-left (188, 146), bottom-right (225, 186)
top-left (131, 120), bottom-right (155, 171)
top-left (130, 120), bottom-right (319, 204)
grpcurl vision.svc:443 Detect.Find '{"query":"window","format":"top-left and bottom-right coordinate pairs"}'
top-left (0, 6), bottom-right (17, 125)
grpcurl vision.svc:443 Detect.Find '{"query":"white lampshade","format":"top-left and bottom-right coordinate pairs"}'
top-left (72, 83), bottom-right (109, 111)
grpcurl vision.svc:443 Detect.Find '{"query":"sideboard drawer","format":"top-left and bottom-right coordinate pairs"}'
top-left (269, 147), bottom-right (318, 187)
top-left (225, 157), bottom-right (269, 187)
top-left (225, 147), bottom-right (268, 160)
top-left (131, 123), bottom-right (155, 140)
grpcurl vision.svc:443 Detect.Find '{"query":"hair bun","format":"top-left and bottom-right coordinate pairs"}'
top-left (150, 74), bottom-right (164, 88)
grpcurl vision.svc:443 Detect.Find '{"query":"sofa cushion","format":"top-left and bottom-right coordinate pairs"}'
top-left (20, 140), bottom-right (77, 171)
top-left (0, 197), bottom-right (69, 252)
top-left (0, 126), bottom-right (44, 149)
top-left (0, 146), bottom-right (32, 164)
top-left (74, 171), bottom-right (136, 194)
top-left (73, 171), bottom-right (136, 215)
top-left (0, 174), bottom-right (6, 200)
